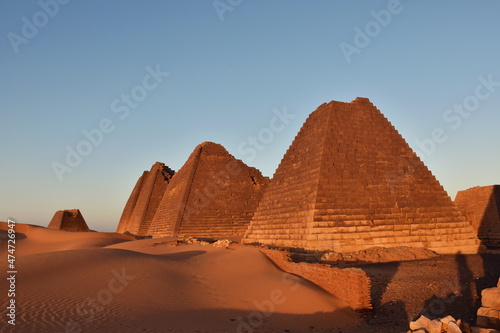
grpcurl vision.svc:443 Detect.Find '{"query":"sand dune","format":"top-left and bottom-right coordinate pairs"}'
top-left (0, 223), bottom-right (359, 332)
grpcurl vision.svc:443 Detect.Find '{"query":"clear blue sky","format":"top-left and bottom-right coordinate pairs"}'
top-left (1, 1), bottom-right (499, 231)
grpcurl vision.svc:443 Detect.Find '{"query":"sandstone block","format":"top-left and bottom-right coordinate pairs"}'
top-left (441, 315), bottom-right (459, 329)
top-left (448, 321), bottom-right (463, 333)
top-left (410, 315), bottom-right (431, 331)
top-left (482, 287), bottom-right (500, 310)
top-left (428, 319), bottom-right (444, 333)
top-left (477, 307), bottom-right (500, 329)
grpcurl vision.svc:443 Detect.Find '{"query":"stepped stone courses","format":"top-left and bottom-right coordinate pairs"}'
top-left (116, 162), bottom-right (174, 236)
top-left (455, 185), bottom-right (500, 247)
top-left (243, 98), bottom-right (480, 254)
top-left (48, 209), bottom-right (89, 232)
top-left (148, 142), bottom-right (269, 238)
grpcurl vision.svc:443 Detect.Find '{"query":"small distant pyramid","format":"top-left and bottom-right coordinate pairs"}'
top-left (243, 98), bottom-right (480, 254)
top-left (116, 162), bottom-right (174, 236)
top-left (48, 209), bottom-right (89, 232)
top-left (148, 142), bottom-right (269, 238)
top-left (455, 185), bottom-right (500, 247)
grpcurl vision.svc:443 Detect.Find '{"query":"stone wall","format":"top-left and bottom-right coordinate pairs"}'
top-left (148, 142), bottom-right (269, 238)
top-left (455, 185), bottom-right (500, 247)
top-left (259, 248), bottom-right (372, 311)
top-left (243, 98), bottom-right (480, 254)
top-left (116, 162), bottom-right (174, 236)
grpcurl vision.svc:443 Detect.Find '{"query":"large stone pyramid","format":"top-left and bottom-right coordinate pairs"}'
top-left (148, 142), bottom-right (269, 238)
top-left (48, 209), bottom-right (89, 232)
top-left (455, 185), bottom-right (500, 247)
top-left (116, 162), bottom-right (174, 236)
top-left (243, 98), bottom-right (481, 254)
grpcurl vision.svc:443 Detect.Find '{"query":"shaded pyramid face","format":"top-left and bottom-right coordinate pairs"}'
top-left (243, 98), bottom-right (480, 254)
top-left (116, 162), bottom-right (174, 236)
top-left (48, 209), bottom-right (89, 232)
top-left (148, 142), bottom-right (269, 238)
top-left (455, 185), bottom-right (500, 247)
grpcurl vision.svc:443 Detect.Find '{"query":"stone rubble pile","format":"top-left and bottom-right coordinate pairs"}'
top-left (407, 315), bottom-right (467, 333)
top-left (407, 278), bottom-right (500, 333)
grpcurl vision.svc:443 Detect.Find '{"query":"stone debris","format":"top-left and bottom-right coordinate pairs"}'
top-left (212, 239), bottom-right (233, 248)
top-left (321, 246), bottom-right (438, 264)
top-left (408, 315), bottom-right (464, 333)
top-left (408, 278), bottom-right (500, 333)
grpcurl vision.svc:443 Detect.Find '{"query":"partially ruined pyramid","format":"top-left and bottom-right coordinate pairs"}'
top-left (48, 209), bottom-right (89, 232)
top-left (116, 162), bottom-right (175, 236)
top-left (243, 98), bottom-right (480, 254)
top-left (148, 142), bottom-right (269, 238)
top-left (455, 185), bottom-right (500, 247)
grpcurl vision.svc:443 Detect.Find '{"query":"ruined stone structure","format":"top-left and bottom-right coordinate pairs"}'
top-left (455, 185), bottom-right (500, 247)
top-left (147, 142), bottom-right (269, 238)
top-left (260, 248), bottom-right (372, 310)
top-left (48, 209), bottom-right (89, 232)
top-left (243, 98), bottom-right (480, 254)
top-left (116, 162), bottom-right (174, 236)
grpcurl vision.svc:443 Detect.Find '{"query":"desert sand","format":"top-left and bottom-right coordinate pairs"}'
top-left (0, 222), bottom-right (359, 333)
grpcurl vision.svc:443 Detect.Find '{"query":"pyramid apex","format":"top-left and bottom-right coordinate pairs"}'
top-left (352, 97), bottom-right (372, 103)
top-left (195, 141), bottom-right (229, 155)
top-left (59, 209), bottom-right (80, 216)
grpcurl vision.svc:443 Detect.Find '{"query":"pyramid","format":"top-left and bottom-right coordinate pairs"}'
top-left (116, 162), bottom-right (174, 236)
top-left (148, 142), bottom-right (269, 238)
top-left (48, 209), bottom-right (89, 232)
top-left (455, 185), bottom-right (500, 247)
top-left (242, 98), bottom-right (481, 254)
